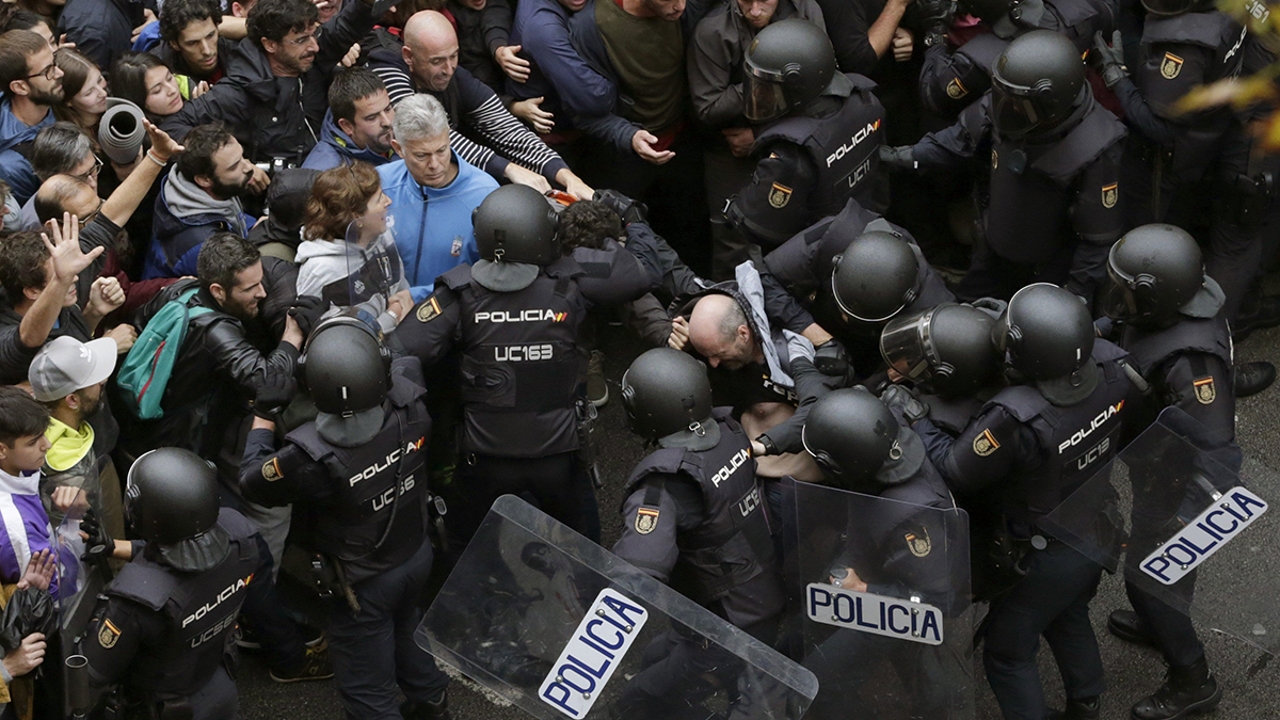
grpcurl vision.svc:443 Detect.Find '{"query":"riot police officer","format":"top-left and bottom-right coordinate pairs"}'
top-left (611, 347), bottom-right (786, 715)
top-left (1092, 4), bottom-right (1263, 325)
top-left (239, 314), bottom-right (451, 720)
top-left (726, 18), bottom-right (887, 249)
top-left (1098, 225), bottom-right (1241, 719)
top-left (884, 30), bottom-right (1126, 305)
top-left (800, 386), bottom-right (966, 719)
top-left (919, 0), bottom-right (1117, 121)
top-left (762, 198), bottom-right (955, 377)
top-left (82, 448), bottom-right (264, 720)
top-left (913, 283), bottom-right (1133, 720)
top-left (392, 184), bottom-right (661, 550)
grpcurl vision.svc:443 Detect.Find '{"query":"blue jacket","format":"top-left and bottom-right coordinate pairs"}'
top-left (508, 0), bottom-right (614, 126)
top-left (0, 99), bottom-right (53, 205)
top-left (301, 110), bottom-right (397, 170)
top-left (144, 174), bottom-right (254, 279)
top-left (378, 152), bottom-right (497, 299)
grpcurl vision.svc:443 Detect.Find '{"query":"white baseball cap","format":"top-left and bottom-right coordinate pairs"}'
top-left (29, 335), bottom-right (118, 402)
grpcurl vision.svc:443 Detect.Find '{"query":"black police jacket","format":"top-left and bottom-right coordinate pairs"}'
top-left (727, 74), bottom-right (886, 248)
top-left (614, 409), bottom-right (785, 630)
top-left (1119, 314), bottom-right (1234, 441)
top-left (277, 358), bottom-right (432, 583)
top-left (924, 340), bottom-right (1132, 532)
top-left (918, 0), bottom-right (1116, 120)
top-left (84, 509), bottom-right (261, 700)
top-left (393, 240), bottom-right (658, 458)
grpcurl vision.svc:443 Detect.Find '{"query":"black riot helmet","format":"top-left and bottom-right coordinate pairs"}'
top-left (1102, 224), bottom-right (1208, 325)
top-left (126, 448), bottom-right (220, 545)
top-left (743, 18), bottom-right (838, 123)
top-left (621, 348), bottom-right (717, 448)
top-left (300, 311), bottom-right (392, 447)
top-left (880, 303), bottom-right (1000, 398)
top-left (990, 30), bottom-right (1089, 140)
top-left (831, 230), bottom-right (921, 324)
top-left (472, 184), bottom-right (561, 265)
top-left (994, 283), bottom-right (1097, 404)
top-left (962, 0), bottom-right (1015, 23)
top-left (802, 387), bottom-right (923, 489)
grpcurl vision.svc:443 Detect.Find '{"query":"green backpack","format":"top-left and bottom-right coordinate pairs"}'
top-left (116, 288), bottom-right (214, 420)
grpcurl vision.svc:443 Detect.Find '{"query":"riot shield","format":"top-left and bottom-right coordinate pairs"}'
top-left (340, 217), bottom-right (406, 319)
top-left (792, 481), bottom-right (975, 720)
top-left (417, 495), bottom-right (818, 719)
top-left (1040, 406), bottom-right (1279, 654)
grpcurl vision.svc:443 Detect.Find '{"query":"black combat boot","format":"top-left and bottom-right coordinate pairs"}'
top-left (402, 690), bottom-right (452, 720)
top-left (1131, 656), bottom-right (1222, 720)
top-left (1048, 696), bottom-right (1100, 719)
top-left (1108, 609), bottom-right (1156, 648)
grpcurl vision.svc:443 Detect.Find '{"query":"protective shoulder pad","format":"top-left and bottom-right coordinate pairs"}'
top-left (756, 115), bottom-right (821, 148)
top-left (439, 265), bottom-right (474, 291)
top-left (544, 256), bottom-right (586, 279)
top-left (956, 33), bottom-right (1009, 70)
top-left (987, 385), bottom-right (1052, 424)
top-left (388, 356), bottom-right (428, 407)
top-left (624, 447), bottom-right (693, 497)
top-left (1092, 338), bottom-right (1128, 363)
top-left (216, 507), bottom-right (258, 543)
top-left (1142, 12), bottom-right (1237, 50)
top-left (1032, 103), bottom-right (1126, 184)
top-left (107, 562), bottom-right (179, 612)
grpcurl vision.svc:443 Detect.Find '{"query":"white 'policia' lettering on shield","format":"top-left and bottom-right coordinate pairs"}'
top-left (806, 583), bottom-right (944, 646)
top-left (1140, 486), bottom-right (1268, 585)
top-left (539, 588), bottom-right (648, 718)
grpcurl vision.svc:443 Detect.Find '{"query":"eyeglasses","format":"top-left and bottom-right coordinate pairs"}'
top-left (71, 156), bottom-right (103, 183)
top-left (80, 198), bottom-right (103, 225)
top-left (288, 27), bottom-right (323, 47)
top-left (25, 56), bottom-right (59, 82)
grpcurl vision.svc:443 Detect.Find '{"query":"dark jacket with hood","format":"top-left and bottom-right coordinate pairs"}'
top-left (163, 0), bottom-right (375, 164)
top-left (153, 36), bottom-right (238, 83)
top-left (144, 169), bottom-right (255, 280)
top-left (300, 110), bottom-right (397, 171)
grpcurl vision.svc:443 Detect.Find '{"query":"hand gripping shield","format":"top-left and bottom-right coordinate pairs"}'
top-left (791, 481), bottom-right (975, 719)
top-left (1040, 406), bottom-right (1278, 653)
top-left (417, 495), bottom-right (818, 719)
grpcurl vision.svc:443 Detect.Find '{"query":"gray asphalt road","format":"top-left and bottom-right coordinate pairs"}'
top-left (237, 320), bottom-right (1280, 720)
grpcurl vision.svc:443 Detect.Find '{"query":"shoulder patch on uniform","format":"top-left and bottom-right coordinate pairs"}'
top-left (1102, 183), bottom-right (1118, 209)
top-left (991, 149), bottom-right (998, 171)
top-left (98, 618), bottom-right (121, 649)
top-left (973, 428), bottom-right (1001, 457)
top-left (635, 507), bottom-right (659, 535)
top-left (261, 457), bottom-right (283, 482)
top-left (416, 295), bottom-right (443, 323)
top-left (1193, 376), bottom-right (1216, 405)
top-left (946, 77), bottom-right (968, 99)
top-left (905, 528), bottom-right (931, 558)
top-left (768, 183), bottom-right (793, 209)
top-left (1161, 52), bottom-right (1184, 79)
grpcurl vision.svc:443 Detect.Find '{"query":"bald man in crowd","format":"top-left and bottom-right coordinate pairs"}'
top-left (366, 10), bottom-right (594, 199)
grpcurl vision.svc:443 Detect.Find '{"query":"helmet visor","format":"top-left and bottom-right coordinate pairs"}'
top-left (743, 68), bottom-right (790, 123)
top-left (1100, 258), bottom-right (1142, 322)
top-left (879, 309), bottom-right (937, 385)
top-left (991, 91), bottom-right (1046, 139)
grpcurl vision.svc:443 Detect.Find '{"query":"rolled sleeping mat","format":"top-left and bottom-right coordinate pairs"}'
top-left (99, 98), bottom-right (147, 165)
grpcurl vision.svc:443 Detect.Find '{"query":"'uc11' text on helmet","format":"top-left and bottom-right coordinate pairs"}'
top-left (1102, 224), bottom-right (1205, 325)
top-left (621, 348), bottom-right (715, 441)
top-left (990, 30), bottom-right (1089, 140)
top-left (126, 447), bottom-right (220, 545)
top-left (743, 19), bottom-right (838, 123)
top-left (880, 303), bottom-right (999, 398)
top-left (301, 311), bottom-right (392, 447)
top-left (831, 229), bottom-right (921, 324)
top-left (472, 184), bottom-right (561, 265)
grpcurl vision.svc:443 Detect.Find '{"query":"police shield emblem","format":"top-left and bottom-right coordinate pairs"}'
top-left (416, 296), bottom-right (442, 323)
top-left (1102, 183), bottom-right (1118, 209)
top-left (635, 507), bottom-right (659, 534)
top-left (973, 428), bottom-right (1000, 457)
top-left (945, 78), bottom-right (968, 100)
top-left (768, 183), bottom-right (793, 209)
top-left (1161, 52), bottom-right (1184, 79)
top-left (97, 619), bottom-right (121, 649)
top-left (261, 458), bottom-right (283, 482)
top-left (1193, 376), bottom-right (1216, 404)
top-left (905, 528), bottom-right (932, 557)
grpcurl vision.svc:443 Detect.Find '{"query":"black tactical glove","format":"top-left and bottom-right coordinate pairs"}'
top-left (1092, 31), bottom-right (1128, 90)
top-left (813, 339), bottom-right (851, 378)
top-left (753, 434), bottom-right (779, 456)
top-left (879, 383), bottom-right (930, 423)
top-left (79, 508), bottom-right (113, 563)
top-left (595, 189), bottom-right (649, 226)
top-left (879, 145), bottom-right (918, 172)
top-left (249, 368), bottom-right (297, 420)
top-left (968, 296), bottom-right (1008, 319)
top-left (288, 295), bottom-right (327, 338)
